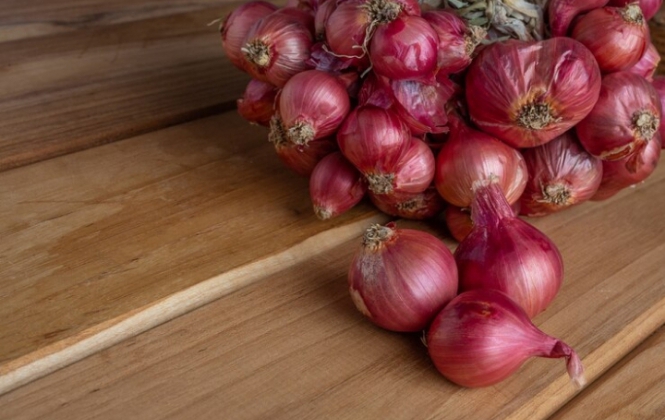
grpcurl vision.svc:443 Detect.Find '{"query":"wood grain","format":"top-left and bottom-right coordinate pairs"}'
top-left (0, 173), bottom-right (663, 418)
top-left (0, 2), bottom-right (258, 171)
top-left (0, 111), bottom-right (384, 393)
top-left (550, 327), bottom-right (665, 420)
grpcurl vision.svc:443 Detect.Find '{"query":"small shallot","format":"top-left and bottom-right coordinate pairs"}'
top-left (520, 131), bottom-right (603, 216)
top-left (423, 9), bottom-right (482, 75)
top-left (279, 70), bottom-right (351, 146)
top-left (577, 72), bottom-right (661, 161)
top-left (427, 289), bottom-right (585, 388)
top-left (221, 1), bottom-right (279, 71)
top-left (548, 0), bottom-right (609, 37)
top-left (348, 222), bottom-right (458, 332)
top-left (237, 79), bottom-right (278, 126)
top-left (434, 116), bottom-right (528, 207)
top-left (465, 38), bottom-right (601, 148)
top-left (309, 152), bottom-right (367, 219)
top-left (369, 186), bottom-right (445, 220)
top-left (455, 178), bottom-right (564, 318)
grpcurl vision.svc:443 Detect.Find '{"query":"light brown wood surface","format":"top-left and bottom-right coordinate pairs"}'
top-left (0, 0), bottom-right (664, 417)
top-left (550, 327), bottom-right (665, 420)
top-left (0, 176), bottom-right (664, 418)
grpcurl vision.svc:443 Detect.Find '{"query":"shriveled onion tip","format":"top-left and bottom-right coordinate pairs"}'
top-left (362, 223), bottom-right (395, 248)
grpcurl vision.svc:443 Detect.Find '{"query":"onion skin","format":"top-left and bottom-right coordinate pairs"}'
top-left (423, 10), bottom-right (475, 75)
top-left (369, 186), bottom-right (445, 220)
top-left (445, 201), bottom-right (520, 242)
top-left (427, 290), bottom-right (585, 388)
top-left (237, 79), bottom-right (278, 126)
top-left (455, 180), bottom-right (563, 318)
top-left (389, 77), bottom-right (454, 135)
top-left (221, 1), bottom-right (279, 71)
top-left (279, 70), bottom-right (351, 146)
top-left (466, 38), bottom-right (601, 148)
top-left (576, 72), bottom-right (661, 161)
top-left (592, 136), bottom-right (661, 200)
top-left (548, 0), bottom-right (609, 37)
top-left (520, 131), bottom-right (603, 217)
top-left (608, 0), bottom-right (663, 20)
top-left (627, 42), bottom-right (660, 82)
top-left (369, 15), bottom-right (439, 81)
top-left (571, 5), bottom-right (648, 73)
top-left (309, 152), bottom-right (367, 220)
top-left (390, 137), bottom-right (435, 194)
top-left (348, 223), bottom-right (458, 332)
top-left (434, 116), bottom-right (528, 207)
top-left (241, 12), bottom-right (313, 87)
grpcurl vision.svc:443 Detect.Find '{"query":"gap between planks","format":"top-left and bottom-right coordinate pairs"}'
top-left (0, 212), bottom-right (389, 396)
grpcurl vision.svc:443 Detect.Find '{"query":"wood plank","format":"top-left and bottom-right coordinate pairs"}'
top-left (0, 110), bottom-right (386, 394)
top-left (0, 2), bottom-right (263, 171)
top-left (0, 168), bottom-right (663, 418)
top-left (550, 327), bottom-right (665, 420)
top-left (0, 0), bottom-right (229, 43)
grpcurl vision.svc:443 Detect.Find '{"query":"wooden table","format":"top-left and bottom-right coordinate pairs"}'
top-left (0, 1), bottom-right (663, 419)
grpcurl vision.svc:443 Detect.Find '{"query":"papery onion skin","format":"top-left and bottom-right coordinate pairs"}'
top-left (279, 70), bottom-right (351, 146)
top-left (627, 42), bottom-right (660, 82)
top-left (369, 186), bottom-right (445, 220)
top-left (337, 105), bottom-right (411, 191)
top-left (608, 0), bottom-right (663, 20)
top-left (455, 180), bottom-right (564, 318)
top-left (423, 9), bottom-right (479, 75)
top-left (348, 222), bottom-right (458, 332)
top-left (369, 15), bottom-right (438, 81)
top-left (571, 5), bottom-right (648, 73)
top-left (221, 1), bottom-right (279, 71)
top-left (652, 76), bottom-right (665, 146)
top-left (427, 289), bottom-right (585, 388)
top-left (310, 152), bottom-right (367, 219)
top-left (237, 79), bottom-right (278, 126)
top-left (576, 72), bottom-right (661, 161)
top-left (269, 114), bottom-right (337, 176)
top-left (520, 131), bottom-right (603, 217)
top-left (390, 77), bottom-right (454, 135)
top-left (592, 136), bottom-right (661, 200)
top-left (241, 12), bottom-right (313, 87)
top-left (444, 201), bottom-right (520, 242)
top-left (466, 38), bottom-right (601, 148)
top-left (548, 0), bottom-right (609, 37)
top-left (434, 116), bottom-right (528, 207)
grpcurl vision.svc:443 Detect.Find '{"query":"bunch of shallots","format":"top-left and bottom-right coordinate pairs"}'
top-left (219, 0), bottom-right (664, 387)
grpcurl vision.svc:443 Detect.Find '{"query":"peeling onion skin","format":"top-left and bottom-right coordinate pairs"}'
top-left (571, 5), bottom-right (649, 74)
top-left (434, 116), bottom-right (528, 208)
top-left (592, 136), bottom-right (661, 201)
top-left (548, 0), bottom-right (609, 37)
top-left (427, 290), bottom-right (585, 388)
top-left (576, 72), bottom-right (662, 162)
top-left (608, 0), bottom-right (663, 20)
top-left (348, 222), bottom-right (458, 332)
top-left (465, 38), bottom-right (601, 148)
top-left (455, 180), bottom-right (564, 319)
top-left (389, 77), bottom-right (455, 135)
top-left (445, 201), bottom-right (520, 242)
top-left (519, 131), bottom-right (603, 217)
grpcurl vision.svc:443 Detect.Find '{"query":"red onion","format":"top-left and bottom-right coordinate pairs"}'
top-left (369, 15), bottom-right (438, 81)
top-left (652, 76), bottom-right (665, 146)
top-left (466, 38), bottom-right (601, 148)
top-left (309, 152), bottom-right (367, 219)
top-left (434, 116), bottom-right (528, 207)
top-left (337, 105), bottom-right (411, 193)
top-left (325, 0), bottom-right (420, 61)
top-left (221, 1), bottom-right (279, 71)
top-left (269, 114), bottom-right (337, 176)
top-left (348, 222), bottom-right (458, 332)
top-left (279, 70), bottom-right (351, 146)
top-left (571, 5), bottom-right (648, 73)
top-left (387, 137), bottom-right (435, 194)
top-left (237, 79), bottom-right (278, 126)
top-left (241, 12), bottom-right (313, 87)
top-left (548, 0), bottom-right (609, 37)
top-left (592, 137), bottom-right (661, 200)
top-left (315, 0), bottom-right (337, 40)
top-left (577, 72), bottom-right (661, 161)
top-left (628, 42), bottom-right (661, 82)
top-left (608, 0), bottom-right (663, 20)
top-left (520, 131), bottom-right (603, 217)
top-left (444, 201), bottom-right (520, 242)
top-left (389, 77), bottom-right (454, 135)
top-left (427, 290), bottom-right (585, 388)
top-left (369, 186), bottom-right (445, 220)
top-left (455, 179), bottom-right (564, 318)
top-left (423, 9), bottom-right (481, 75)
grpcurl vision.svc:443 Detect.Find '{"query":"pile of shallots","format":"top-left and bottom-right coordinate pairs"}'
top-left (220, 0), bottom-right (664, 387)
